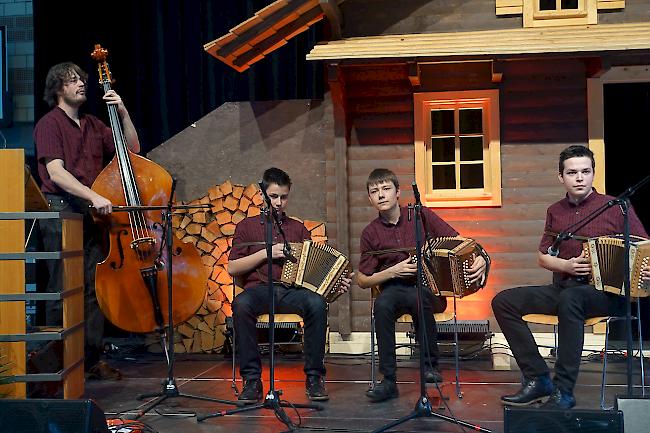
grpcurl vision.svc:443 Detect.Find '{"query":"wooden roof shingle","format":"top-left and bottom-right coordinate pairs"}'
top-left (307, 22), bottom-right (650, 61)
top-left (204, 0), bottom-right (325, 72)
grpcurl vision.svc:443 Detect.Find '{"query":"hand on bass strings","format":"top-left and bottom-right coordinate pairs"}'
top-left (102, 89), bottom-right (128, 117)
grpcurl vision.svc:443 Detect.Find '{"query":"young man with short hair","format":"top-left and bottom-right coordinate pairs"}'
top-left (229, 167), bottom-right (351, 403)
top-left (492, 145), bottom-right (650, 409)
top-left (357, 168), bottom-right (487, 402)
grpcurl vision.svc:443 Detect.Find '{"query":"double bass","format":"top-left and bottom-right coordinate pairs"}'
top-left (90, 45), bottom-right (206, 333)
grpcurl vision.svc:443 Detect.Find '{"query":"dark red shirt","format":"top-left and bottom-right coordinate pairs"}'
top-left (539, 190), bottom-right (648, 279)
top-left (35, 107), bottom-right (114, 194)
top-left (229, 214), bottom-right (311, 289)
top-left (359, 206), bottom-right (458, 276)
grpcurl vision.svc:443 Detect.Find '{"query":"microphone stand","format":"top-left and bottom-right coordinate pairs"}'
top-left (197, 182), bottom-right (322, 429)
top-left (371, 182), bottom-right (492, 433)
top-left (110, 179), bottom-right (241, 418)
top-left (547, 174), bottom-right (650, 397)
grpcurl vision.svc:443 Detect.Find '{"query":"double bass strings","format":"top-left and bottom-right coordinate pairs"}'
top-left (100, 71), bottom-right (152, 261)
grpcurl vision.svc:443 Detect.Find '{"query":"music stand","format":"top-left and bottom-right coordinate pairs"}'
top-left (547, 174), bottom-right (650, 397)
top-left (112, 180), bottom-right (241, 418)
top-left (196, 182), bottom-right (322, 430)
top-left (371, 182), bottom-right (492, 433)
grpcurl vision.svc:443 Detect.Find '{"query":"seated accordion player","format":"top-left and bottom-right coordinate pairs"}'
top-left (584, 235), bottom-right (650, 297)
top-left (417, 236), bottom-right (491, 298)
top-left (280, 240), bottom-right (351, 303)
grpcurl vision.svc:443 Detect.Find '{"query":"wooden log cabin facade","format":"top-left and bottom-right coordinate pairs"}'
top-left (195, 0), bottom-right (650, 343)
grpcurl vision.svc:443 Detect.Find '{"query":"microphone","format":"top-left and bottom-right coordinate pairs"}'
top-left (412, 182), bottom-right (421, 206)
top-left (258, 180), bottom-right (271, 208)
top-left (547, 233), bottom-right (565, 257)
top-left (283, 243), bottom-right (298, 263)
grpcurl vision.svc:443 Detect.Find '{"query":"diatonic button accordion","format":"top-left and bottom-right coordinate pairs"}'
top-left (280, 240), bottom-right (351, 303)
top-left (584, 235), bottom-right (650, 297)
top-left (417, 236), bottom-right (485, 298)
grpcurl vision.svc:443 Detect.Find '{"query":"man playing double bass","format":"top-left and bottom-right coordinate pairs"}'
top-left (35, 62), bottom-right (140, 378)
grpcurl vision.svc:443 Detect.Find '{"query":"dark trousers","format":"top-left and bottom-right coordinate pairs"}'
top-left (39, 193), bottom-right (107, 369)
top-left (232, 283), bottom-right (328, 380)
top-left (492, 278), bottom-right (625, 393)
top-left (374, 279), bottom-right (447, 380)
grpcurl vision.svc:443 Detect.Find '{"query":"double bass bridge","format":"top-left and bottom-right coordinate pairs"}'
top-left (131, 236), bottom-right (156, 249)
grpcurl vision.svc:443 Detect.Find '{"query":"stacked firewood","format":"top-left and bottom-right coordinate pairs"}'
top-left (145, 180), bottom-right (325, 354)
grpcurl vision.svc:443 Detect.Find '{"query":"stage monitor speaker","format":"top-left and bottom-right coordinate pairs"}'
top-left (503, 406), bottom-right (623, 433)
top-left (0, 399), bottom-right (109, 433)
top-left (615, 396), bottom-right (650, 433)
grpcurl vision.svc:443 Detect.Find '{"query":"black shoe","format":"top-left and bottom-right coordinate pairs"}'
top-left (424, 367), bottom-right (443, 383)
top-left (306, 375), bottom-right (329, 401)
top-left (366, 379), bottom-right (399, 402)
top-left (540, 387), bottom-right (576, 410)
top-left (500, 375), bottom-right (553, 406)
top-left (238, 378), bottom-right (262, 404)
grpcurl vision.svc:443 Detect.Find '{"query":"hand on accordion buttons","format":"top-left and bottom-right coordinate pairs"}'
top-left (339, 272), bottom-right (354, 294)
top-left (467, 255), bottom-right (487, 285)
top-left (565, 250), bottom-right (592, 277)
top-left (642, 265), bottom-right (650, 283)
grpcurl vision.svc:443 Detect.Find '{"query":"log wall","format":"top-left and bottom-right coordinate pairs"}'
top-left (333, 59), bottom-right (591, 332)
top-left (151, 58), bottom-right (604, 336)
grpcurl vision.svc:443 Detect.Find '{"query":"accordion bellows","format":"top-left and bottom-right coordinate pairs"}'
top-left (585, 236), bottom-right (650, 297)
top-left (281, 241), bottom-right (351, 303)
top-left (420, 236), bottom-right (481, 298)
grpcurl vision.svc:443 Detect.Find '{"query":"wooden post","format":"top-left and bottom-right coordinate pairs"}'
top-left (61, 217), bottom-right (85, 398)
top-left (0, 149), bottom-right (84, 398)
top-left (328, 63), bottom-right (352, 338)
top-left (0, 149), bottom-right (27, 398)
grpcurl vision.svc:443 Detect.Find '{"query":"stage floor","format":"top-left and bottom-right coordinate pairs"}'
top-left (86, 351), bottom-right (643, 433)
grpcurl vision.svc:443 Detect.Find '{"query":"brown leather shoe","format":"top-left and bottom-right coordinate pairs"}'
top-left (86, 361), bottom-right (122, 381)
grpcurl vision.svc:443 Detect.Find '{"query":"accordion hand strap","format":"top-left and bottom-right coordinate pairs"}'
top-left (474, 242), bottom-right (491, 289)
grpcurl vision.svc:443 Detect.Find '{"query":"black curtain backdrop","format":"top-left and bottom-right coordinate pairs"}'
top-left (33, 0), bottom-right (324, 154)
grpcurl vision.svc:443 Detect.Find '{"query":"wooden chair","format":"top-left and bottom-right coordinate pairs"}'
top-left (369, 286), bottom-right (462, 397)
top-left (522, 303), bottom-right (645, 409)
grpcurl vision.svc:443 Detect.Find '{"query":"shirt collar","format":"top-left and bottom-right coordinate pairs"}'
top-left (54, 106), bottom-right (85, 127)
top-left (378, 206), bottom-right (406, 227)
top-left (564, 188), bottom-right (599, 207)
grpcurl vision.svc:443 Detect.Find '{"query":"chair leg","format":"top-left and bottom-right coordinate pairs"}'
top-left (370, 301), bottom-right (376, 389)
top-left (452, 295), bottom-right (462, 398)
top-left (231, 321), bottom-right (239, 396)
top-left (637, 301), bottom-right (645, 397)
top-left (600, 317), bottom-right (612, 410)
